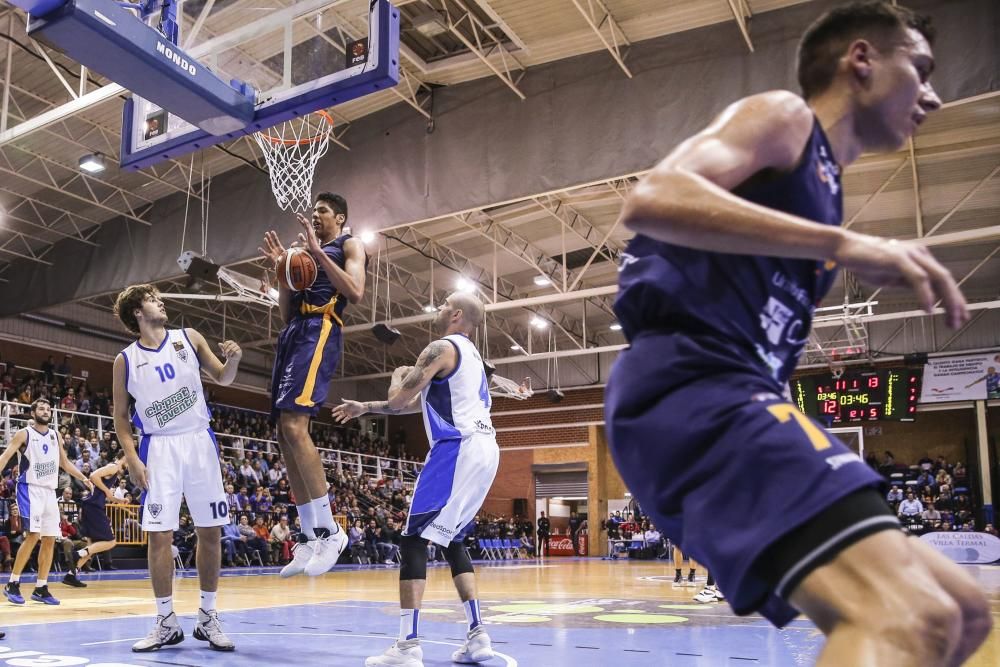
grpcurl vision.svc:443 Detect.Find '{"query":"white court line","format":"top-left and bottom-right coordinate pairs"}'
top-left (82, 631), bottom-right (519, 666)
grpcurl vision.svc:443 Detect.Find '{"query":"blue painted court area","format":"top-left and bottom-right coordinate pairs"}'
top-left (0, 587), bottom-right (826, 666)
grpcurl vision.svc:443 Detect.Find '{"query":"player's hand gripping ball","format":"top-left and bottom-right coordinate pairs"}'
top-left (275, 247), bottom-right (318, 291)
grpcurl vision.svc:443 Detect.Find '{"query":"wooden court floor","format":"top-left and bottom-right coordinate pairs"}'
top-left (1, 559), bottom-right (997, 666)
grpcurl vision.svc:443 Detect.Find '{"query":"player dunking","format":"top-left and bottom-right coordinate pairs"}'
top-left (605, 3), bottom-right (990, 665)
top-left (0, 399), bottom-right (92, 606)
top-left (111, 285), bottom-right (243, 652)
top-left (61, 454), bottom-right (129, 588)
top-left (259, 192), bottom-right (366, 577)
top-left (333, 292), bottom-right (500, 667)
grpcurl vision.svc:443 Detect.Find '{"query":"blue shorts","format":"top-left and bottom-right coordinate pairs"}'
top-left (605, 332), bottom-right (886, 627)
top-left (271, 315), bottom-right (343, 418)
top-left (79, 496), bottom-right (115, 542)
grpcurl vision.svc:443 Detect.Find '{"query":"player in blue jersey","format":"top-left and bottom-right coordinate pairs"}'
top-left (333, 292), bottom-right (500, 667)
top-left (259, 192), bottom-right (366, 577)
top-left (112, 284), bottom-right (243, 652)
top-left (965, 365), bottom-right (999, 399)
top-left (61, 454), bottom-right (129, 588)
top-left (606, 3), bottom-right (989, 665)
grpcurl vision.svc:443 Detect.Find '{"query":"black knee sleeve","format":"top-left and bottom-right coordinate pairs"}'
top-left (444, 542), bottom-right (474, 578)
top-left (399, 534), bottom-right (428, 581)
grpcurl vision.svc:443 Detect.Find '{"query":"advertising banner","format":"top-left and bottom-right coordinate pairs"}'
top-left (920, 352), bottom-right (1000, 403)
top-left (919, 531), bottom-right (1000, 564)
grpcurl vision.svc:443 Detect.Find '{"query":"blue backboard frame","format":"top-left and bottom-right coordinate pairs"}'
top-left (120, 0), bottom-right (400, 171)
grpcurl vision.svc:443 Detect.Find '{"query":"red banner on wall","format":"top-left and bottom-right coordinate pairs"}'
top-left (545, 533), bottom-right (588, 556)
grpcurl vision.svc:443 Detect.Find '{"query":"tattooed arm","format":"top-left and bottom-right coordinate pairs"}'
top-left (330, 341), bottom-right (457, 422)
top-left (388, 339), bottom-right (455, 410)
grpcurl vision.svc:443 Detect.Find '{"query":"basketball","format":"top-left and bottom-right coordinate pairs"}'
top-left (276, 248), bottom-right (317, 291)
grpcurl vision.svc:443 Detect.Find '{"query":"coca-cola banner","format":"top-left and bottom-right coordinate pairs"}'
top-left (545, 534), bottom-right (588, 557)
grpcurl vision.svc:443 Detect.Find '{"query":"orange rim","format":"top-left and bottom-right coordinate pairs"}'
top-left (258, 110), bottom-right (335, 146)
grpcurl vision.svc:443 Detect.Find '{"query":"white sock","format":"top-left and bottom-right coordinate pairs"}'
top-left (296, 503), bottom-right (317, 540)
top-left (36, 579), bottom-right (47, 588)
top-left (200, 590), bottom-right (217, 612)
top-left (156, 595), bottom-right (173, 618)
top-left (464, 599), bottom-right (482, 631)
top-left (8, 574), bottom-right (19, 584)
top-left (310, 497), bottom-right (338, 534)
top-left (399, 608), bottom-right (419, 641)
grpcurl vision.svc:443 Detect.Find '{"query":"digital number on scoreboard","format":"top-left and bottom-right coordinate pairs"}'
top-left (790, 369), bottom-right (921, 423)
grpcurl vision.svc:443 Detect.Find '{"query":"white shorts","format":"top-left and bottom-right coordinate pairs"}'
top-left (140, 429), bottom-right (227, 531)
top-left (405, 433), bottom-right (500, 546)
top-left (16, 483), bottom-right (60, 537)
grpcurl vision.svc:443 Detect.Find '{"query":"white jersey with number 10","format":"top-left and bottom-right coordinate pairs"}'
top-left (121, 329), bottom-right (211, 436)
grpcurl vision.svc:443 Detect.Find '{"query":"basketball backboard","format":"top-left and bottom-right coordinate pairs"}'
top-left (120, 0), bottom-right (399, 170)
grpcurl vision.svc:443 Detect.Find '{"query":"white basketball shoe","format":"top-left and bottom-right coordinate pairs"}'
top-left (280, 535), bottom-right (314, 578)
top-left (304, 527), bottom-right (349, 576)
top-left (365, 639), bottom-right (423, 667)
top-left (451, 626), bottom-right (495, 663)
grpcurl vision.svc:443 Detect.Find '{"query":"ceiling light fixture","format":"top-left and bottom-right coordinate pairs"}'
top-left (78, 153), bottom-right (106, 173)
top-left (411, 10), bottom-right (449, 37)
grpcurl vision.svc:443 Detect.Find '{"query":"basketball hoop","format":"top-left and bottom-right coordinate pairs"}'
top-left (490, 374), bottom-right (533, 400)
top-left (253, 110), bottom-right (335, 213)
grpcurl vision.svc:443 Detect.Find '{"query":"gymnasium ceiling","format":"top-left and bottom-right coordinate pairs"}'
top-left (0, 0), bottom-right (997, 388)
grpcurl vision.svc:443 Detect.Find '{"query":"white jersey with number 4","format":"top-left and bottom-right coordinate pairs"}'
top-left (121, 329), bottom-right (211, 436)
top-left (420, 333), bottom-right (495, 446)
top-left (18, 426), bottom-right (59, 489)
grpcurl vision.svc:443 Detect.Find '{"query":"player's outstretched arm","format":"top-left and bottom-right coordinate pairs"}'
top-left (112, 354), bottom-right (146, 491)
top-left (186, 328), bottom-right (242, 386)
top-left (386, 340), bottom-right (456, 411)
top-left (621, 90), bottom-right (967, 328)
top-left (965, 375), bottom-right (987, 389)
top-left (0, 430), bottom-right (25, 474)
top-left (621, 90), bottom-right (830, 256)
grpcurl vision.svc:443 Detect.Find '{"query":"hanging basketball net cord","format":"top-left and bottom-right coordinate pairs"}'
top-left (481, 317), bottom-right (533, 400)
top-left (253, 110), bottom-right (335, 213)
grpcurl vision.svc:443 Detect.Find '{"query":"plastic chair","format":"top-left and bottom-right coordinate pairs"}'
top-left (478, 539), bottom-right (493, 560)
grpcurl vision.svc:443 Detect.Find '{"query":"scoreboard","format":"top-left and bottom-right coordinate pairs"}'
top-left (790, 369), bottom-right (921, 423)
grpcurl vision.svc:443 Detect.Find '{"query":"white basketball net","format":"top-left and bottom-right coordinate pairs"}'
top-left (253, 111), bottom-right (334, 213)
top-left (490, 374), bottom-right (533, 400)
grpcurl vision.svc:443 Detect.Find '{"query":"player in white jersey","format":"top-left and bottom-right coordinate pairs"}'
top-left (334, 292), bottom-right (500, 667)
top-left (111, 284), bottom-right (242, 653)
top-left (0, 399), bottom-right (92, 606)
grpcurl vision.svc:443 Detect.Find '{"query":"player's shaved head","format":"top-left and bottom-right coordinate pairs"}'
top-left (449, 292), bottom-right (485, 328)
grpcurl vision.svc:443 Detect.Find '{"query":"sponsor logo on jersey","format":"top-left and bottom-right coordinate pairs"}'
top-left (144, 387), bottom-right (199, 428)
top-left (34, 460), bottom-right (57, 479)
top-left (173, 340), bottom-right (189, 362)
top-left (825, 452), bottom-right (861, 471)
top-left (430, 521), bottom-right (458, 538)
